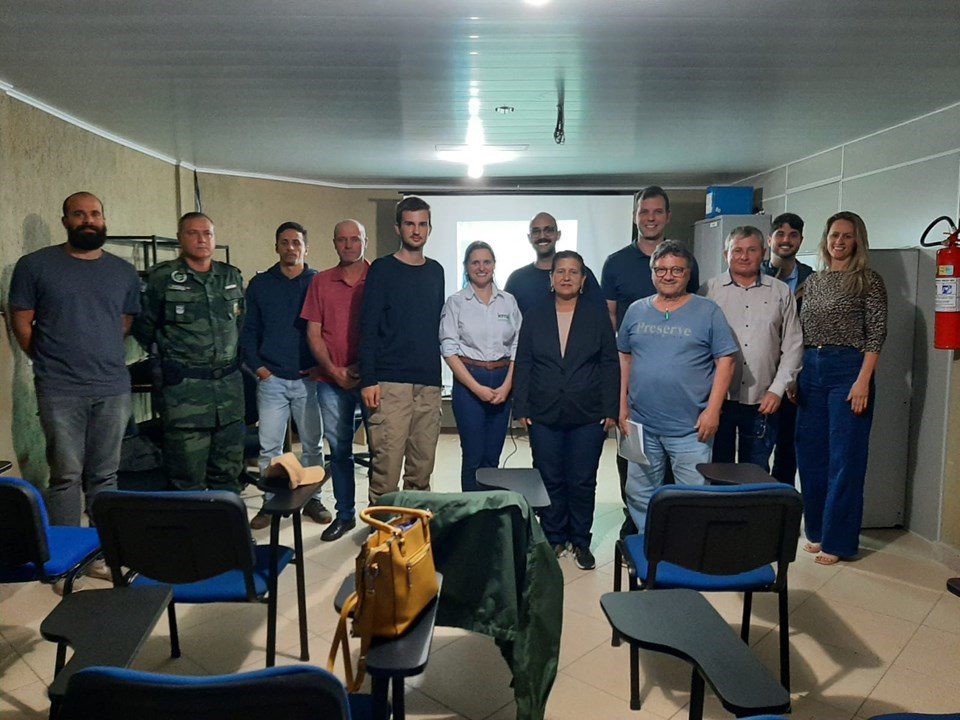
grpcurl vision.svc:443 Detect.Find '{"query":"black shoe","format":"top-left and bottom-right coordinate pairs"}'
top-left (303, 498), bottom-right (333, 524)
top-left (250, 510), bottom-right (271, 530)
top-left (321, 517), bottom-right (356, 542)
top-left (619, 514), bottom-right (638, 539)
top-left (553, 543), bottom-right (568, 559)
top-left (573, 545), bottom-right (596, 570)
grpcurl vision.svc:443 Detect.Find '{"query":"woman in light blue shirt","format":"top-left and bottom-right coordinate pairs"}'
top-left (440, 241), bottom-right (522, 491)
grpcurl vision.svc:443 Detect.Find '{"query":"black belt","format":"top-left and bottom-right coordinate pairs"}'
top-left (162, 360), bottom-right (239, 385)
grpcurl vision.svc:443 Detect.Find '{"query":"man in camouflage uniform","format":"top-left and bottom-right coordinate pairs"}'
top-left (133, 212), bottom-right (246, 492)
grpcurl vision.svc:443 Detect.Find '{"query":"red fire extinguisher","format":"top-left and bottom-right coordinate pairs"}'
top-left (921, 215), bottom-right (960, 349)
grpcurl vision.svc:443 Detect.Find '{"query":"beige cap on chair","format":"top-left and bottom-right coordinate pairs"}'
top-left (263, 452), bottom-right (326, 489)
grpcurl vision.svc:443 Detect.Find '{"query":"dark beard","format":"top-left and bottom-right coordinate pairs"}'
top-left (68, 225), bottom-right (108, 251)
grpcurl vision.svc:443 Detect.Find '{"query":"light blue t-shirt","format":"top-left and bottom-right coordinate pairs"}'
top-left (617, 295), bottom-right (738, 437)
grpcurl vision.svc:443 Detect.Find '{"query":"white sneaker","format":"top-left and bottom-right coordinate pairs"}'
top-left (85, 558), bottom-right (113, 581)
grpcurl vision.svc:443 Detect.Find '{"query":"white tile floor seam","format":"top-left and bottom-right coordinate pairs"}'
top-left (5, 435), bottom-right (960, 719)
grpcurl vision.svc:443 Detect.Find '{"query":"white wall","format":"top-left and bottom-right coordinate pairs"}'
top-left (422, 195), bottom-right (635, 302)
top-left (737, 101), bottom-right (960, 542)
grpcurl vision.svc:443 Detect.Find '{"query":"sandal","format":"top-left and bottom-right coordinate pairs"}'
top-left (803, 542), bottom-right (821, 554)
top-left (815, 552), bottom-right (840, 566)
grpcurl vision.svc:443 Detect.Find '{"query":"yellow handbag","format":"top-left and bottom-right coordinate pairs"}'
top-left (327, 505), bottom-right (439, 692)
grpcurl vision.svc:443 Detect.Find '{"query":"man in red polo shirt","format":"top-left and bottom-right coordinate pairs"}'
top-left (300, 219), bottom-right (369, 541)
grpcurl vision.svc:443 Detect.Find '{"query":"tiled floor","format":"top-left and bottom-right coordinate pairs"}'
top-left (4, 434), bottom-right (960, 719)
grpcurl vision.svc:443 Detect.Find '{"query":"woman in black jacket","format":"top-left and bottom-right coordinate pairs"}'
top-left (513, 251), bottom-right (619, 570)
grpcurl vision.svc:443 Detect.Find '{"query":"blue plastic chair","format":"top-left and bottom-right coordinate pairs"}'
top-left (745, 714), bottom-right (960, 719)
top-left (613, 482), bottom-right (803, 691)
top-left (869, 715), bottom-right (960, 719)
top-left (0, 477), bottom-right (103, 675)
top-left (0, 477), bottom-right (102, 592)
top-left (58, 664), bottom-right (371, 719)
top-left (92, 490), bottom-right (301, 667)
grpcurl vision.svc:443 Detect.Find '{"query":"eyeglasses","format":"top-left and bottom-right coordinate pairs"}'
top-left (652, 266), bottom-right (688, 278)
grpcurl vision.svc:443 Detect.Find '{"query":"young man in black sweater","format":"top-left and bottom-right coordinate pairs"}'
top-left (359, 197), bottom-right (445, 500)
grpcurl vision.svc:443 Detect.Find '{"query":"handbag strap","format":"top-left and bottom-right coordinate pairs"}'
top-left (325, 591), bottom-right (375, 694)
top-left (359, 505), bottom-right (433, 535)
top-left (327, 593), bottom-right (360, 690)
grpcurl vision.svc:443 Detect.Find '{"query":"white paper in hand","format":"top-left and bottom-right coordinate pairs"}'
top-left (617, 420), bottom-right (649, 465)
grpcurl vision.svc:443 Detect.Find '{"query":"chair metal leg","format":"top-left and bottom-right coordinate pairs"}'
top-left (54, 642), bottom-right (67, 676)
top-left (392, 676), bottom-right (406, 720)
top-left (629, 641), bottom-right (641, 711)
top-left (372, 675), bottom-right (390, 720)
top-left (688, 668), bottom-right (705, 720)
top-left (266, 516), bottom-right (281, 667)
top-left (167, 602), bottom-right (181, 658)
top-left (292, 512), bottom-right (309, 661)
top-left (778, 588), bottom-right (790, 692)
top-left (740, 591), bottom-right (753, 644)
top-left (612, 544), bottom-right (622, 646)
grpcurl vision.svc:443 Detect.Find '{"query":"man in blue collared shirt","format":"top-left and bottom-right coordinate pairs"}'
top-left (760, 213), bottom-right (813, 484)
top-left (241, 221), bottom-right (329, 529)
top-left (702, 226), bottom-right (803, 472)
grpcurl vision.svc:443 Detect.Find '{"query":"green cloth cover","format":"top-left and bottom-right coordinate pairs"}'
top-left (381, 490), bottom-right (563, 720)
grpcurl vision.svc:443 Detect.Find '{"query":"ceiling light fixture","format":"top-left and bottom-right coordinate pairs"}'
top-left (523, 0), bottom-right (551, 5)
top-left (469, 87), bottom-right (479, 97)
top-left (469, 34), bottom-right (479, 39)
top-left (495, 105), bottom-right (515, 114)
top-left (469, 51), bottom-right (478, 56)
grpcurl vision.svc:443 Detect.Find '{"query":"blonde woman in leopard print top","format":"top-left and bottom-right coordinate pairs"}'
top-left (794, 211), bottom-right (887, 566)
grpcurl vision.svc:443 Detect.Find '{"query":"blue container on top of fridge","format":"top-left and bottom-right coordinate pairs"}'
top-left (705, 186), bottom-right (754, 218)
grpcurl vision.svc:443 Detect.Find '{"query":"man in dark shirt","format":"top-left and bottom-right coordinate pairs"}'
top-left (504, 211), bottom-right (602, 315)
top-left (601, 185), bottom-right (700, 537)
top-left (241, 221), bottom-right (329, 529)
top-left (761, 212), bottom-right (814, 485)
top-left (8, 192), bottom-right (140, 544)
top-left (359, 197), bottom-right (445, 500)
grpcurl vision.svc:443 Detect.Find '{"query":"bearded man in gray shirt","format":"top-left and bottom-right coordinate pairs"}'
top-left (8, 192), bottom-right (140, 533)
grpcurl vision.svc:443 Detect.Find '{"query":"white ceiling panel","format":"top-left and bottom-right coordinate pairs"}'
top-left (1, 0), bottom-right (958, 187)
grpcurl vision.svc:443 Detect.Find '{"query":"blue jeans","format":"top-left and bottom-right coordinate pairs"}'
top-left (625, 428), bottom-right (710, 531)
top-left (796, 346), bottom-right (874, 558)
top-left (37, 392), bottom-right (131, 526)
top-left (451, 365), bottom-right (511, 492)
top-left (317, 382), bottom-right (365, 521)
top-left (529, 421), bottom-right (606, 548)
top-left (713, 400), bottom-right (778, 471)
top-left (256, 376), bottom-right (323, 472)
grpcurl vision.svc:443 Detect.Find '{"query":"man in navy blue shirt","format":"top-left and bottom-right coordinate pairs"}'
top-left (601, 186), bottom-right (700, 537)
top-left (241, 221), bottom-right (329, 529)
top-left (359, 197), bottom-right (445, 501)
top-left (505, 211), bottom-right (602, 315)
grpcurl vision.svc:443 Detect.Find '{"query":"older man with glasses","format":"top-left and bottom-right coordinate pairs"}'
top-left (617, 241), bottom-right (738, 531)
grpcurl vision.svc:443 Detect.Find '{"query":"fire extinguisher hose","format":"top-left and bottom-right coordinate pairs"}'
top-left (920, 216), bottom-right (958, 246)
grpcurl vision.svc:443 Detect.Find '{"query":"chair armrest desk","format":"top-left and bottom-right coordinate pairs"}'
top-left (600, 588), bottom-right (790, 720)
top-left (476, 468), bottom-right (550, 509)
top-left (255, 478), bottom-right (318, 665)
top-left (696, 462), bottom-right (777, 487)
top-left (334, 573), bottom-right (442, 720)
top-left (41, 586), bottom-right (172, 711)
